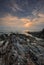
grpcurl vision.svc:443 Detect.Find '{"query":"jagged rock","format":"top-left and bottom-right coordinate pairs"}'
top-left (0, 33), bottom-right (44, 65)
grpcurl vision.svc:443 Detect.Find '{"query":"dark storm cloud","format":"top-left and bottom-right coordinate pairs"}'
top-left (0, 0), bottom-right (44, 18)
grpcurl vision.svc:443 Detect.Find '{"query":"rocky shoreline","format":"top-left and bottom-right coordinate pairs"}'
top-left (0, 33), bottom-right (44, 65)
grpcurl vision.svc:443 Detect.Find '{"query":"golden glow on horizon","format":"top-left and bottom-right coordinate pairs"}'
top-left (0, 13), bottom-right (44, 31)
top-left (24, 22), bottom-right (33, 28)
top-left (0, 15), bottom-right (33, 27)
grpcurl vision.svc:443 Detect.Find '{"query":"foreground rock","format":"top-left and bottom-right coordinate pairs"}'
top-left (0, 33), bottom-right (44, 65)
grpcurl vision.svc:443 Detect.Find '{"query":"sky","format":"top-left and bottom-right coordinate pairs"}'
top-left (0, 0), bottom-right (44, 32)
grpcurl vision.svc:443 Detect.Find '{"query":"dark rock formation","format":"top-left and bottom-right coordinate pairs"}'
top-left (0, 33), bottom-right (44, 65)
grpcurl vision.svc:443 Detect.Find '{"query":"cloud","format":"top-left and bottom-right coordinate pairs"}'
top-left (0, 14), bottom-right (44, 32)
top-left (0, 0), bottom-right (44, 18)
top-left (0, 0), bottom-right (44, 32)
top-left (38, 13), bottom-right (44, 18)
top-left (0, 14), bottom-right (32, 27)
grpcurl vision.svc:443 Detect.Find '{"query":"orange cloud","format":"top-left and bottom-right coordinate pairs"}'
top-left (20, 18), bottom-right (30, 23)
top-left (0, 14), bottom-right (18, 21)
top-left (24, 22), bottom-right (33, 28)
top-left (0, 14), bottom-right (44, 32)
top-left (0, 14), bottom-right (19, 26)
top-left (0, 15), bottom-right (32, 28)
top-left (38, 13), bottom-right (44, 18)
top-left (20, 18), bottom-right (33, 28)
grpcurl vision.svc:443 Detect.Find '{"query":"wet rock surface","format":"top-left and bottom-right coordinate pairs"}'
top-left (0, 33), bottom-right (44, 65)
